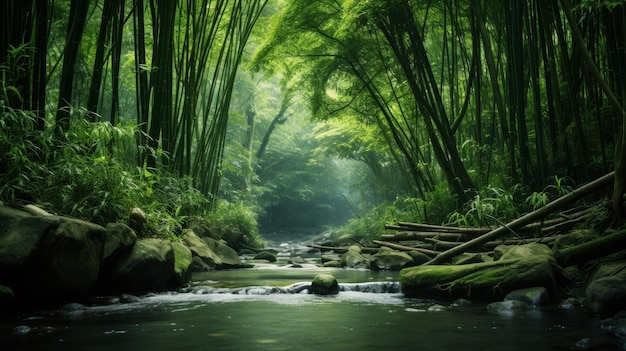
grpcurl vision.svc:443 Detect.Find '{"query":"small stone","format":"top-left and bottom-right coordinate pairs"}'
top-left (427, 304), bottom-right (446, 312)
top-left (311, 274), bottom-right (339, 295)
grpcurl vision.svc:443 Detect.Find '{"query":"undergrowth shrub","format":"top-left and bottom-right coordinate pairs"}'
top-left (0, 103), bottom-right (262, 245)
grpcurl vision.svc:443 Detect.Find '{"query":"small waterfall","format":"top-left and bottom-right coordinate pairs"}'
top-left (183, 281), bottom-right (401, 295)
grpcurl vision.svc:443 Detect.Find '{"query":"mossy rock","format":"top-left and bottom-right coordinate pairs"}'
top-left (400, 255), bottom-right (562, 301)
top-left (370, 247), bottom-right (414, 271)
top-left (170, 241), bottom-right (193, 287)
top-left (108, 238), bottom-right (175, 293)
top-left (311, 274), bottom-right (339, 295)
top-left (103, 223), bottom-right (137, 265)
top-left (586, 260), bottom-right (626, 315)
top-left (0, 207), bottom-right (106, 302)
top-left (203, 237), bottom-right (243, 268)
top-left (181, 229), bottom-right (222, 268)
top-left (340, 245), bottom-right (369, 269)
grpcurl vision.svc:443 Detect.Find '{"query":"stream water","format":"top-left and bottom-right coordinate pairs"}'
top-left (0, 265), bottom-right (620, 351)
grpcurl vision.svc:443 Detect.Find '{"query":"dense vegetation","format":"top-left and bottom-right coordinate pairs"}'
top-left (1, 0), bottom-right (625, 245)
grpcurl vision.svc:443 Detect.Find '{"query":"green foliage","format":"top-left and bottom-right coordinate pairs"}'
top-left (524, 175), bottom-right (573, 211)
top-left (205, 200), bottom-right (265, 249)
top-left (0, 100), bottom-right (261, 243)
top-left (447, 186), bottom-right (519, 227)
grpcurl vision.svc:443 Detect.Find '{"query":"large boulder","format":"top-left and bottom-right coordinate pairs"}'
top-left (106, 238), bottom-right (175, 293)
top-left (170, 241), bottom-right (193, 286)
top-left (203, 237), bottom-right (243, 268)
top-left (400, 254), bottom-right (562, 301)
top-left (370, 247), bottom-right (414, 271)
top-left (586, 261), bottom-right (626, 315)
top-left (0, 206), bottom-right (106, 303)
top-left (181, 229), bottom-right (222, 268)
top-left (102, 223), bottom-right (137, 267)
top-left (340, 245), bottom-right (369, 269)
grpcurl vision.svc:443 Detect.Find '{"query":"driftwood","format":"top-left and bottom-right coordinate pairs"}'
top-left (421, 171), bottom-right (614, 265)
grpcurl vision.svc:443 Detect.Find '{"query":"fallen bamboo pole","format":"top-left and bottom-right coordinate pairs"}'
top-left (307, 244), bottom-right (380, 253)
top-left (422, 171), bottom-right (615, 265)
top-left (380, 231), bottom-right (470, 242)
top-left (372, 240), bottom-right (439, 256)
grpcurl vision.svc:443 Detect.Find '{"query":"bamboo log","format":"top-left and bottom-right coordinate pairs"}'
top-left (386, 222), bottom-right (490, 234)
top-left (307, 244), bottom-right (380, 253)
top-left (554, 228), bottom-right (626, 266)
top-left (422, 171), bottom-right (615, 265)
top-left (372, 240), bottom-right (439, 256)
top-left (424, 236), bottom-right (559, 251)
top-left (380, 231), bottom-right (470, 242)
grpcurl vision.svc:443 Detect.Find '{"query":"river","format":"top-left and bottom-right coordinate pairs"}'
top-left (0, 265), bottom-right (618, 351)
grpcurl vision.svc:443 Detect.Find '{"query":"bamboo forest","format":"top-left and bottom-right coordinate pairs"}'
top-left (2, 1), bottom-right (626, 350)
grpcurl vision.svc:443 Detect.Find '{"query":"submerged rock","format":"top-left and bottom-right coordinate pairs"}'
top-left (487, 300), bottom-right (528, 315)
top-left (311, 274), bottom-right (339, 295)
top-left (370, 247), bottom-right (414, 271)
top-left (504, 286), bottom-right (550, 306)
